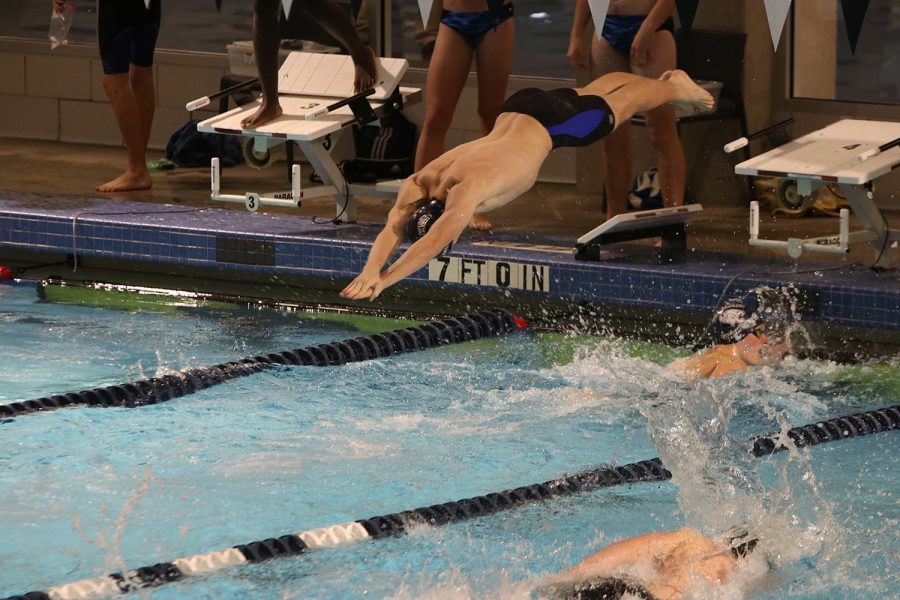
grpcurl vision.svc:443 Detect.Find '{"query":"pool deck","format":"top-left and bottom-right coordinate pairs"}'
top-left (1, 139), bottom-right (899, 355)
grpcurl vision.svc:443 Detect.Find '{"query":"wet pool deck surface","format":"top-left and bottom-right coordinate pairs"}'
top-left (1, 139), bottom-right (899, 352)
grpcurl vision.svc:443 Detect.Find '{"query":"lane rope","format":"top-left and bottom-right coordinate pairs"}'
top-left (5, 404), bottom-right (897, 600)
top-left (0, 309), bottom-right (527, 419)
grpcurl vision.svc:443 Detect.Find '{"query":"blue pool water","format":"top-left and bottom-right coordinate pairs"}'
top-left (0, 282), bottom-right (898, 599)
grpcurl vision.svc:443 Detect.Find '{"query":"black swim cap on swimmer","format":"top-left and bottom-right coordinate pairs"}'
top-left (405, 199), bottom-right (454, 256)
top-left (698, 285), bottom-right (806, 349)
top-left (707, 293), bottom-right (763, 346)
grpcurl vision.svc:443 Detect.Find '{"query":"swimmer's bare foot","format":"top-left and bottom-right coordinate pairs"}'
top-left (241, 99), bottom-right (283, 129)
top-left (469, 214), bottom-right (492, 231)
top-left (97, 169), bottom-right (152, 193)
top-left (665, 69), bottom-right (715, 114)
top-left (352, 46), bottom-right (379, 93)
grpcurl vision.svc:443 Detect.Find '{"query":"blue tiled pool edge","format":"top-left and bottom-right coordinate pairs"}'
top-left (1, 193), bottom-right (899, 337)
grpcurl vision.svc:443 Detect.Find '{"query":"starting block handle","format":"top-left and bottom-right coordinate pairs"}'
top-left (724, 118), bottom-right (794, 154)
top-left (858, 135), bottom-right (900, 162)
top-left (186, 77), bottom-right (259, 112)
top-left (305, 88), bottom-right (377, 125)
top-left (724, 137), bottom-right (748, 154)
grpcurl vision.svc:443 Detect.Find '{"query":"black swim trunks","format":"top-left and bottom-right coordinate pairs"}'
top-left (98, 0), bottom-right (161, 75)
top-left (498, 88), bottom-right (616, 150)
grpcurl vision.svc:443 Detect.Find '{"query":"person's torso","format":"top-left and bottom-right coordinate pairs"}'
top-left (608, 0), bottom-right (657, 16)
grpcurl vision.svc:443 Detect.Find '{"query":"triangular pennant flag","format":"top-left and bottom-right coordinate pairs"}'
top-left (282, 0), bottom-right (294, 18)
top-left (588, 0), bottom-right (610, 38)
top-left (840, 0), bottom-right (870, 54)
top-left (675, 0), bottom-right (700, 32)
top-left (763, 0), bottom-right (792, 50)
top-left (417, 0), bottom-right (433, 28)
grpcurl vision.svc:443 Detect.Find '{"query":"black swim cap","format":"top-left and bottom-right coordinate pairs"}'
top-left (405, 199), bottom-right (453, 256)
top-left (700, 285), bottom-right (805, 349)
top-left (707, 293), bottom-right (762, 346)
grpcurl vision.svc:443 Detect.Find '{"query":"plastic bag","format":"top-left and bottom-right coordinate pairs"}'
top-left (49, 1), bottom-right (75, 50)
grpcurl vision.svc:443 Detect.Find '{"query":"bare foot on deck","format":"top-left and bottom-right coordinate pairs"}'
top-left (663, 69), bottom-right (715, 114)
top-left (469, 214), bottom-right (492, 231)
top-left (241, 99), bottom-right (283, 129)
top-left (97, 169), bottom-right (152, 193)
top-left (352, 46), bottom-right (379, 93)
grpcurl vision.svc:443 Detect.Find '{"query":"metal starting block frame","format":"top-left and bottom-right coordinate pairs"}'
top-left (735, 119), bottom-right (900, 266)
top-left (573, 204), bottom-right (703, 260)
top-left (195, 52), bottom-right (419, 222)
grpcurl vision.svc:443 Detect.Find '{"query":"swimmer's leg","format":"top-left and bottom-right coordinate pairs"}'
top-left (581, 70), bottom-right (713, 129)
top-left (98, 65), bottom-right (155, 192)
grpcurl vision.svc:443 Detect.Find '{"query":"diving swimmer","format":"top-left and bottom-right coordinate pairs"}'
top-left (341, 69), bottom-right (714, 301)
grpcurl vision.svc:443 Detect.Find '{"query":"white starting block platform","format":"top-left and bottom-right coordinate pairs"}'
top-left (278, 52), bottom-right (406, 100)
top-left (195, 52), bottom-right (420, 221)
top-left (735, 119), bottom-right (900, 265)
top-left (574, 204), bottom-right (703, 260)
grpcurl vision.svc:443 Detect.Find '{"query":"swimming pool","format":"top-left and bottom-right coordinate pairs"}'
top-left (1, 281), bottom-right (897, 599)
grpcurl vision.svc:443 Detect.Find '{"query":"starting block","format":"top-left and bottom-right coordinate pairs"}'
top-left (734, 119), bottom-right (900, 266)
top-left (574, 204), bottom-right (703, 261)
top-left (193, 52), bottom-right (421, 221)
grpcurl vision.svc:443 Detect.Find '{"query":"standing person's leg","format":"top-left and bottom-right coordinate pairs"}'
top-left (241, 0), bottom-right (282, 128)
top-left (467, 13), bottom-right (514, 230)
top-left (296, 0), bottom-right (377, 92)
top-left (590, 34), bottom-right (632, 219)
top-left (632, 30), bottom-right (684, 208)
top-left (414, 21), bottom-right (475, 171)
top-left (97, 0), bottom-right (158, 192)
top-left (100, 72), bottom-right (153, 192)
top-left (473, 14), bottom-right (514, 136)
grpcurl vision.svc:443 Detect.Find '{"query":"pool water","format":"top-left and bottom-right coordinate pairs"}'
top-left (0, 282), bottom-right (897, 599)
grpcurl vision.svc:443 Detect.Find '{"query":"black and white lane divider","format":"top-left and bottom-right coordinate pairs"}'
top-left (0, 310), bottom-right (528, 419)
top-left (5, 404), bottom-right (897, 600)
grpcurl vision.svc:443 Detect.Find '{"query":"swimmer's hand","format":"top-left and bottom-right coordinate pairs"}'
top-left (340, 271), bottom-right (386, 301)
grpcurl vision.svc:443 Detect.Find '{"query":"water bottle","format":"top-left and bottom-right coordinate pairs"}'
top-left (49, 1), bottom-right (75, 50)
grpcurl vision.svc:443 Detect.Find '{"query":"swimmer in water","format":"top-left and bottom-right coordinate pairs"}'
top-left (545, 527), bottom-right (762, 600)
top-left (668, 286), bottom-right (797, 379)
top-left (340, 69), bottom-right (714, 301)
top-left (241, 0), bottom-right (378, 129)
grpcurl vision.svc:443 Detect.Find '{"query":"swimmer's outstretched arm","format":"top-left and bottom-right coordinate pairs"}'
top-left (341, 182), bottom-right (480, 301)
top-left (340, 178), bottom-right (424, 300)
top-left (377, 198), bottom-right (473, 291)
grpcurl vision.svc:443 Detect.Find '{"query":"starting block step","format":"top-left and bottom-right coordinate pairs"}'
top-left (574, 204), bottom-right (703, 261)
